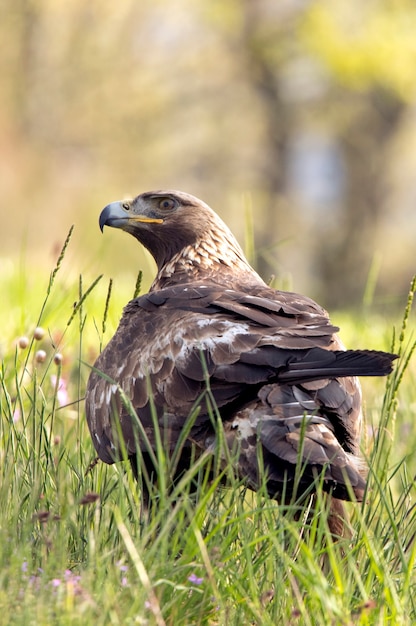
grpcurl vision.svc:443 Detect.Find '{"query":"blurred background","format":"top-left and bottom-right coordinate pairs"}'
top-left (1, 0), bottom-right (416, 310)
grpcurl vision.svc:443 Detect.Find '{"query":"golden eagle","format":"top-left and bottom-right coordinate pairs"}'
top-left (86, 190), bottom-right (396, 534)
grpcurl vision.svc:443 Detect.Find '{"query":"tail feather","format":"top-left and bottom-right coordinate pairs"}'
top-left (278, 348), bottom-right (397, 384)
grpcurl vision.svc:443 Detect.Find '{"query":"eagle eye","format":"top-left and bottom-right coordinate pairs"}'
top-left (159, 198), bottom-right (175, 211)
top-left (122, 202), bottom-right (130, 211)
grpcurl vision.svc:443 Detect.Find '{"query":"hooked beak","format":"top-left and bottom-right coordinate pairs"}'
top-left (99, 201), bottom-right (163, 232)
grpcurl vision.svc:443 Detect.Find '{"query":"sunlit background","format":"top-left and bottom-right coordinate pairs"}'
top-left (1, 0), bottom-right (416, 310)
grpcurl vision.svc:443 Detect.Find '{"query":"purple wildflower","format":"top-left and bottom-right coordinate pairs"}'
top-left (64, 569), bottom-right (81, 584)
top-left (116, 562), bottom-right (129, 587)
top-left (188, 573), bottom-right (204, 585)
top-left (26, 575), bottom-right (42, 593)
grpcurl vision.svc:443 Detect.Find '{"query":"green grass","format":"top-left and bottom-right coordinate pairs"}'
top-left (0, 232), bottom-right (415, 625)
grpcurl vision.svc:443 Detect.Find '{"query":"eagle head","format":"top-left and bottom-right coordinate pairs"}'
top-left (99, 189), bottom-right (262, 288)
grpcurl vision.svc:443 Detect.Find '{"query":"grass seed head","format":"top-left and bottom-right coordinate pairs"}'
top-left (34, 327), bottom-right (45, 341)
top-left (18, 336), bottom-right (29, 349)
top-left (35, 350), bottom-right (47, 363)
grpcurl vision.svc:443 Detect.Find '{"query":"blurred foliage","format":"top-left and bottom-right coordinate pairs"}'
top-left (303, 0), bottom-right (416, 96)
top-left (0, 0), bottom-right (415, 309)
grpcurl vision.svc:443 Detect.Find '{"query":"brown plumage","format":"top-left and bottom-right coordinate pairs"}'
top-left (86, 190), bottom-right (396, 533)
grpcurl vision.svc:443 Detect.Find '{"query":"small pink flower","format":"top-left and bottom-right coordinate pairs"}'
top-left (50, 375), bottom-right (69, 406)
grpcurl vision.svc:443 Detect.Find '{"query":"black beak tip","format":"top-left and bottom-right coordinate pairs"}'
top-left (99, 205), bottom-right (111, 233)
